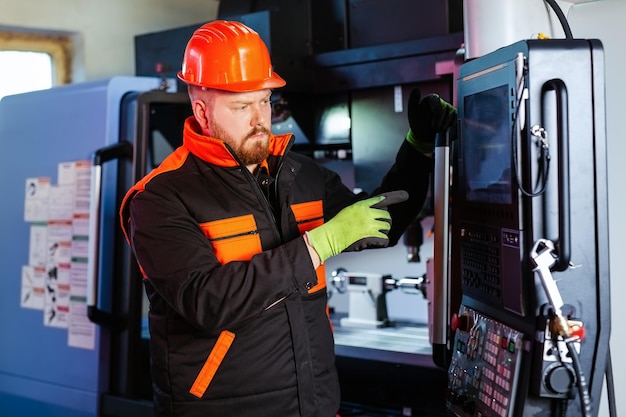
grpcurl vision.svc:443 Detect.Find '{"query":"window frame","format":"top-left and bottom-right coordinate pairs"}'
top-left (0, 29), bottom-right (73, 86)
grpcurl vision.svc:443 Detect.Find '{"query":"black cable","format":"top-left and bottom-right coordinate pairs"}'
top-left (566, 340), bottom-right (592, 417)
top-left (511, 75), bottom-right (550, 198)
top-left (558, 399), bottom-right (568, 417)
top-left (606, 347), bottom-right (617, 417)
top-left (544, 0), bottom-right (574, 39)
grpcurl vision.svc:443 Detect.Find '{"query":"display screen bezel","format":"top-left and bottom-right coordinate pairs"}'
top-left (457, 60), bottom-right (519, 219)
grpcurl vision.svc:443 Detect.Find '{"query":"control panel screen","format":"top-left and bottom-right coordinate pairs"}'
top-left (462, 85), bottom-right (512, 204)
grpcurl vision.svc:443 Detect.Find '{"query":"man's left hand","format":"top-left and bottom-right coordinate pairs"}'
top-left (405, 88), bottom-right (456, 155)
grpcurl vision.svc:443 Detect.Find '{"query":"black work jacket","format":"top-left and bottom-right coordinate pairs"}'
top-left (119, 117), bottom-right (432, 417)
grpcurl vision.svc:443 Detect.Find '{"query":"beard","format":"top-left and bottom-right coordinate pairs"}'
top-left (211, 122), bottom-right (270, 166)
top-left (238, 127), bottom-right (271, 166)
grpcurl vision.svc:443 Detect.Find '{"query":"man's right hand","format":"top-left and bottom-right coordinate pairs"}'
top-left (306, 190), bottom-right (408, 264)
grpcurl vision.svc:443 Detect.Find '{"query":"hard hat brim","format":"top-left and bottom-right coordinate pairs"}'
top-left (178, 70), bottom-right (286, 92)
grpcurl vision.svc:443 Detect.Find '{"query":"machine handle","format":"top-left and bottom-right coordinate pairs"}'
top-left (541, 79), bottom-right (571, 272)
top-left (431, 130), bottom-right (451, 362)
top-left (86, 142), bottom-right (132, 327)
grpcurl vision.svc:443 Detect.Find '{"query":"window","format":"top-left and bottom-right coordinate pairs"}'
top-left (0, 30), bottom-right (73, 100)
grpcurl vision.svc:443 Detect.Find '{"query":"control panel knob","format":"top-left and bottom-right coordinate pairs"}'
top-left (545, 364), bottom-right (575, 395)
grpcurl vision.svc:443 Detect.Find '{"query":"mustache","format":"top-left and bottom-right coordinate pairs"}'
top-left (247, 126), bottom-right (271, 138)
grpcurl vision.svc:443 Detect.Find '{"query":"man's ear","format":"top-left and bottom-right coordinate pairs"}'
top-left (192, 99), bottom-right (209, 130)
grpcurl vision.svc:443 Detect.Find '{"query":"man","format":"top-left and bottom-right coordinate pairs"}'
top-left (120, 20), bottom-right (455, 417)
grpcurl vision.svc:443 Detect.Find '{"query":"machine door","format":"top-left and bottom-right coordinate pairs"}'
top-left (98, 91), bottom-right (192, 417)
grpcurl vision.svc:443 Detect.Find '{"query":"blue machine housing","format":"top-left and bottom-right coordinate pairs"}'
top-left (0, 76), bottom-right (167, 417)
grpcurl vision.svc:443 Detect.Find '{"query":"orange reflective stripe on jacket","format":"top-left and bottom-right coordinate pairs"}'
top-left (199, 214), bottom-right (262, 265)
top-left (189, 330), bottom-right (236, 398)
top-left (291, 200), bottom-right (326, 293)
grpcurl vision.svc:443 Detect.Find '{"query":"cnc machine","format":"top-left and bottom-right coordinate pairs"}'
top-left (433, 2), bottom-right (612, 416)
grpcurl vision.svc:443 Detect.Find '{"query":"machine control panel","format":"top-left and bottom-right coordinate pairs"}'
top-left (445, 38), bottom-right (611, 417)
top-left (447, 306), bottom-right (526, 417)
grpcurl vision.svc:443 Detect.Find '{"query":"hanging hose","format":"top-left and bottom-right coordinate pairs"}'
top-left (566, 340), bottom-right (592, 417)
top-left (544, 0), bottom-right (574, 39)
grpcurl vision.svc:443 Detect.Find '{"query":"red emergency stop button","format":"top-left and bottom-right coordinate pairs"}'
top-left (451, 312), bottom-right (472, 332)
top-left (569, 322), bottom-right (585, 341)
top-left (451, 313), bottom-right (459, 332)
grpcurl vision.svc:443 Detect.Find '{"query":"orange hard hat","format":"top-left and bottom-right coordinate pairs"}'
top-left (178, 20), bottom-right (286, 92)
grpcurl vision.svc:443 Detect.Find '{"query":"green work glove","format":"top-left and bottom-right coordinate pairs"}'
top-left (405, 88), bottom-right (457, 155)
top-left (307, 190), bottom-right (409, 263)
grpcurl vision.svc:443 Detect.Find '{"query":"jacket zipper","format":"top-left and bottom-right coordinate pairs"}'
top-left (210, 229), bottom-right (260, 242)
top-left (271, 135), bottom-right (295, 228)
top-left (296, 216), bottom-right (324, 227)
top-left (223, 142), bottom-right (289, 243)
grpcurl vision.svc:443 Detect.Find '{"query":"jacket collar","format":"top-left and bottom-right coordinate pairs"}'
top-left (182, 116), bottom-right (293, 168)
